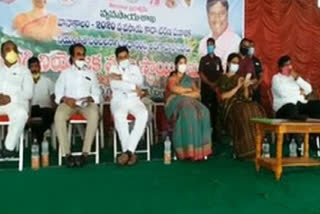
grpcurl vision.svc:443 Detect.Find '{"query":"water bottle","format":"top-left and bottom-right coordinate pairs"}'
top-left (41, 137), bottom-right (49, 167)
top-left (262, 137), bottom-right (270, 158)
top-left (164, 136), bottom-right (171, 165)
top-left (316, 137), bottom-right (320, 157)
top-left (289, 138), bottom-right (298, 157)
top-left (298, 141), bottom-right (304, 157)
top-left (31, 139), bottom-right (40, 170)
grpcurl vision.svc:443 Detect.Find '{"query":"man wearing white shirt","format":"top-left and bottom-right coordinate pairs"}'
top-left (110, 46), bottom-right (148, 166)
top-left (54, 43), bottom-right (101, 168)
top-left (28, 57), bottom-right (55, 143)
top-left (199, 0), bottom-right (241, 69)
top-left (272, 55), bottom-right (320, 120)
top-left (0, 40), bottom-right (34, 158)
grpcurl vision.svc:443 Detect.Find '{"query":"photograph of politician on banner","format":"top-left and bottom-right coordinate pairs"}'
top-left (199, 0), bottom-right (243, 68)
top-left (0, 0), bottom-right (243, 100)
top-left (13, 0), bottom-right (61, 41)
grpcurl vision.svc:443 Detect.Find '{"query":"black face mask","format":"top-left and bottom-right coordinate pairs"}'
top-left (240, 47), bottom-right (249, 56)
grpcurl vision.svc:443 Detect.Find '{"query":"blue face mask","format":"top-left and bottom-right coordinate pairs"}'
top-left (207, 45), bottom-right (215, 54)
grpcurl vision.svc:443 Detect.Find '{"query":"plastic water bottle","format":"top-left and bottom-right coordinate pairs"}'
top-left (262, 137), bottom-right (270, 158)
top-left (289, 138), bottom-right (298, 157)
top-left (164, 136), bottom-right (171, 165)
top-left (31, 139), bottom-right (40, 170)
top-left (298, 141), bottom-right (304, 157)
top-left (316, 137), bottom-right (320, 157)
top-left (41, 137), bottom-right (49, 167)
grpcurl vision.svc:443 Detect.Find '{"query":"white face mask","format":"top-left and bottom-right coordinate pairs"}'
top-left (229, 63), bottom-right (239, 73)
top-left (119, 59), bottom-right (130, 70)
top-left (75, 60), bottom-right (87, 70)
top-left (177, 64), bottom-right (187, 74)
top-left (248, 47), bottom-right (255, 56)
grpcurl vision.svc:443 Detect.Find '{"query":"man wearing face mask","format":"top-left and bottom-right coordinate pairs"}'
top-left (238, 38), bottom-right (256, 78)
top-left (54, 43), bottom-right (101, 168)
top-left (199, 38), bottom-right (223, 137)
top-left (0, 40), bottom-right (34, 158)
top-left (28, 56), bottom-right (55, 144)
top-left (237, 38), bottom-right (261, 102)
top-left (248, 40), bottom-right (262, 78)
top-left (248, 40), bottom-right (263, 103)
top-left (272, 55), bottom-right (320, 120)
top-left (109, 46), bottom-right (148, 166)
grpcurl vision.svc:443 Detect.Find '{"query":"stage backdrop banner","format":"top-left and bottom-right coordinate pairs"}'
top-left (0, 0), bottom-right (243, 100)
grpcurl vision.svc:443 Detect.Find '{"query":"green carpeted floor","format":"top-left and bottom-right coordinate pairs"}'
top-left (1, 137), bottom-right (320, 214)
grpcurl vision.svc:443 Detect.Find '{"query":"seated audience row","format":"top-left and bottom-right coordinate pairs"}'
top-left (0, 38), bottom-right (318, 168)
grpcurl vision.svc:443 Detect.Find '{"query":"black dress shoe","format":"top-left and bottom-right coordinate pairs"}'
top-left (0, 149), bottom-right (16, 159)
top-left (76, 155), bottom-right (88, 167)
top-left (65, 155), bottom-right (76, 168)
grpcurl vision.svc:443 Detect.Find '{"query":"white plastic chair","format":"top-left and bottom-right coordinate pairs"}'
top-left (0, 115), bottom-right (24, 171)
top-left (58, 113), bottom-right (100, 166)
top-left (113, 114), bottom-right (151, 163)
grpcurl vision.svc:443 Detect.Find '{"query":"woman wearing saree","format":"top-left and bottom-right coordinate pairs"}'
top-left (165, 55), bottom-right (212, 161)
top-left (216, 53), bottom-right (266, 159)
top-left (13, 0), bottom-right (60, 41)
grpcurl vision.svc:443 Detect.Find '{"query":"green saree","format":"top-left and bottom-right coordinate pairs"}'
top-left (165, 75), bottom-right (212, 160)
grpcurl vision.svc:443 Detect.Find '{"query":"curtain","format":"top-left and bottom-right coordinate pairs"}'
top-left (245, 0), bottom-right (320, 115)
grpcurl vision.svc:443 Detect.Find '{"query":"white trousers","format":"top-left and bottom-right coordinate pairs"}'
top-left (111, 97), bottom-right (148, 153)
top-left (0, 103), bottom-right (28, 151)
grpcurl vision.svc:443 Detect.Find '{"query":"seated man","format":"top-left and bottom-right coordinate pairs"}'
top-left (0, 40), bottom-right (34, 158)
top-left (54, 43), bottom-right (101, 168)
top-left (272, 55), bottom-right (320, 120)
top-left (28, 56), bottom-right (55, 143)
top-left (109, 46), bottom-right (148, 166)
